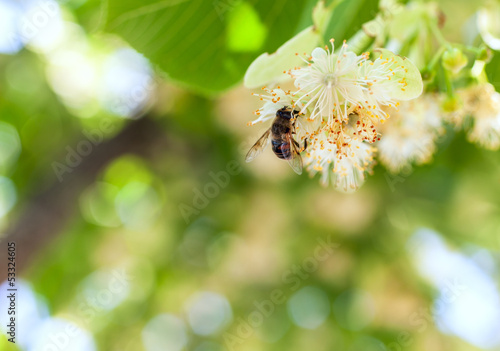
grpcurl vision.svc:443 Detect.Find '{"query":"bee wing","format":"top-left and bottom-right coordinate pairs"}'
top-left (245, 129), bottom-right (271, 163)
top-left (285, 134), bottom-right (303, 175)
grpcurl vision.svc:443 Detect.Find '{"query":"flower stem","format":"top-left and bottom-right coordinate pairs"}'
top-left (428, 19), bottom-right (449, 48)
top-left (458, 45), bottom-right (481, 55)
top-left (426, 46), bottom-right (445, 71)
top-left (444, 69), bottom-right (455, 97)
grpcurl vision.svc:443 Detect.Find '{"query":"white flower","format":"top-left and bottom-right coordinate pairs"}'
top-left (291, 40), bottom-right (366, 123)
top-left (449, 84), bottom-right (500, 150)
top-left (245, 38), bottom-right (423, 191)
top-left (469, 113), bottom-right (500, 149)
top-left (304, 126), bottom-right (376, 192)
top-left (304, 129), bottom-right (338, 186)
top-left (357, 52), bottom-right (412, 121)
top-left (248, 87), bottom-right (305, 125)
top-left (295, 116), bottom-right (324, 149)
top-left (350, 107), bottom-right (381, 144)
top-left (377, 95), bottom-right (443, 173)
top-left (378, 128), bottom-right (436, 173)
top-left (463, 84), bottom-right (500, 150)
top-left (291, 41), bottom-right (414, 125)
top-left (332, 138), bottom-right (376, 192)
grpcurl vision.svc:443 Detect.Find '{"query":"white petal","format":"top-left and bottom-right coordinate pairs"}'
top-left (369, 49), bottom-right (423, 101)
top-left (311, 47), bottom-right (328, 61)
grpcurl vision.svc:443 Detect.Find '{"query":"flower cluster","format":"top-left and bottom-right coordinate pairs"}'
top-left (249, 40), bottom-right (423, 192)
top-left (446, 83), bottom-right (500, 150)
top-left (244, 0), bottom-right (500, 193)
top-left (378, 95), bottom-right (443, 173)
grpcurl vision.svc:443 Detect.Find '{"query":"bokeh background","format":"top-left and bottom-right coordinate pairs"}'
top-left (1, 0), bottom-right (500, 350)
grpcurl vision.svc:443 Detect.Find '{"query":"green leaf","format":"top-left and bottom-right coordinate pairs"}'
top-left (226, 2), bottom-right (268, 52)
top-left (244, 0), bottom-right (341, 89)
top-left (104, 0), bottom-right (311, 95)
top-left (346, 28), bottom-right (374, 54)
top-left (243, 26), bottom-right (321, 89)
top-left (388, 7), bottom-right (422, 42)
top-left (486, 52), bottom-right (500, 92)
top-left (313, 0), bottom-right (331, 33)
top-left (323, 0), bottom-right (379, 42)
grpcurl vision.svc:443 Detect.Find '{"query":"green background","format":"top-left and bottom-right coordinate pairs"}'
top-left (0, 0), bottom-right (499, 350)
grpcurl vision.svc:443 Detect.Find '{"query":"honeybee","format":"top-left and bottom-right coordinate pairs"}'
top-left (245, 107), bottom-right (305, 175)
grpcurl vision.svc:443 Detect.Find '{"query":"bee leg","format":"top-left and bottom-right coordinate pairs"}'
top-left (294, 139), bottom-right (305, 153)
top-left (303, 139), bottom-right (308, 152)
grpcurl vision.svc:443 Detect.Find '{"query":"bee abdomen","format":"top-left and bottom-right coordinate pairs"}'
top-left (272, 140), bottom-right (292, 160)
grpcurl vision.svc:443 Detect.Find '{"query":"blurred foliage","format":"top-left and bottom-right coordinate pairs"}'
top-left (0, 0), bottom-right (499, 351)
top-left (486, 52), bottom-right (500, 91)
top-left (103, 0), bottom-right (316, 95)
top-left (102, 0), bottom-right (381, 95)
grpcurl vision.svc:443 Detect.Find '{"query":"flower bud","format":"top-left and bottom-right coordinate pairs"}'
top-left (442, 48), bottom-right (468, 75)
top-left (441, 95), bottom-right (462, 113)
top-left (477, 45), bottom-right (493, 63)
top-left (420, 68), bottom-right (436, 82)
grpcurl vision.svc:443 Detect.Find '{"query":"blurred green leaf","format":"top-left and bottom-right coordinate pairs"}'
top-left (244, 0), bottom-right (338, 89)
top-left (226, 2), bottom-right (268, 52)
top-left (486, 51), bottom-right (500, 92)
top-left (104, 0), bottom-right (313, 95)
top-left (243, 26), bottom-right (321, 88)
top-left (324, 0), bottom-right (379, 41)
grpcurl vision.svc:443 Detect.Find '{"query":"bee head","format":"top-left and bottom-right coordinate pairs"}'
top-left (276, 107), bottom-right (294, 120)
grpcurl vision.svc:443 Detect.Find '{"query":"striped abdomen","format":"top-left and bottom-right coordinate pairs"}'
top-left (272, 139), bottom-right (292, 160)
